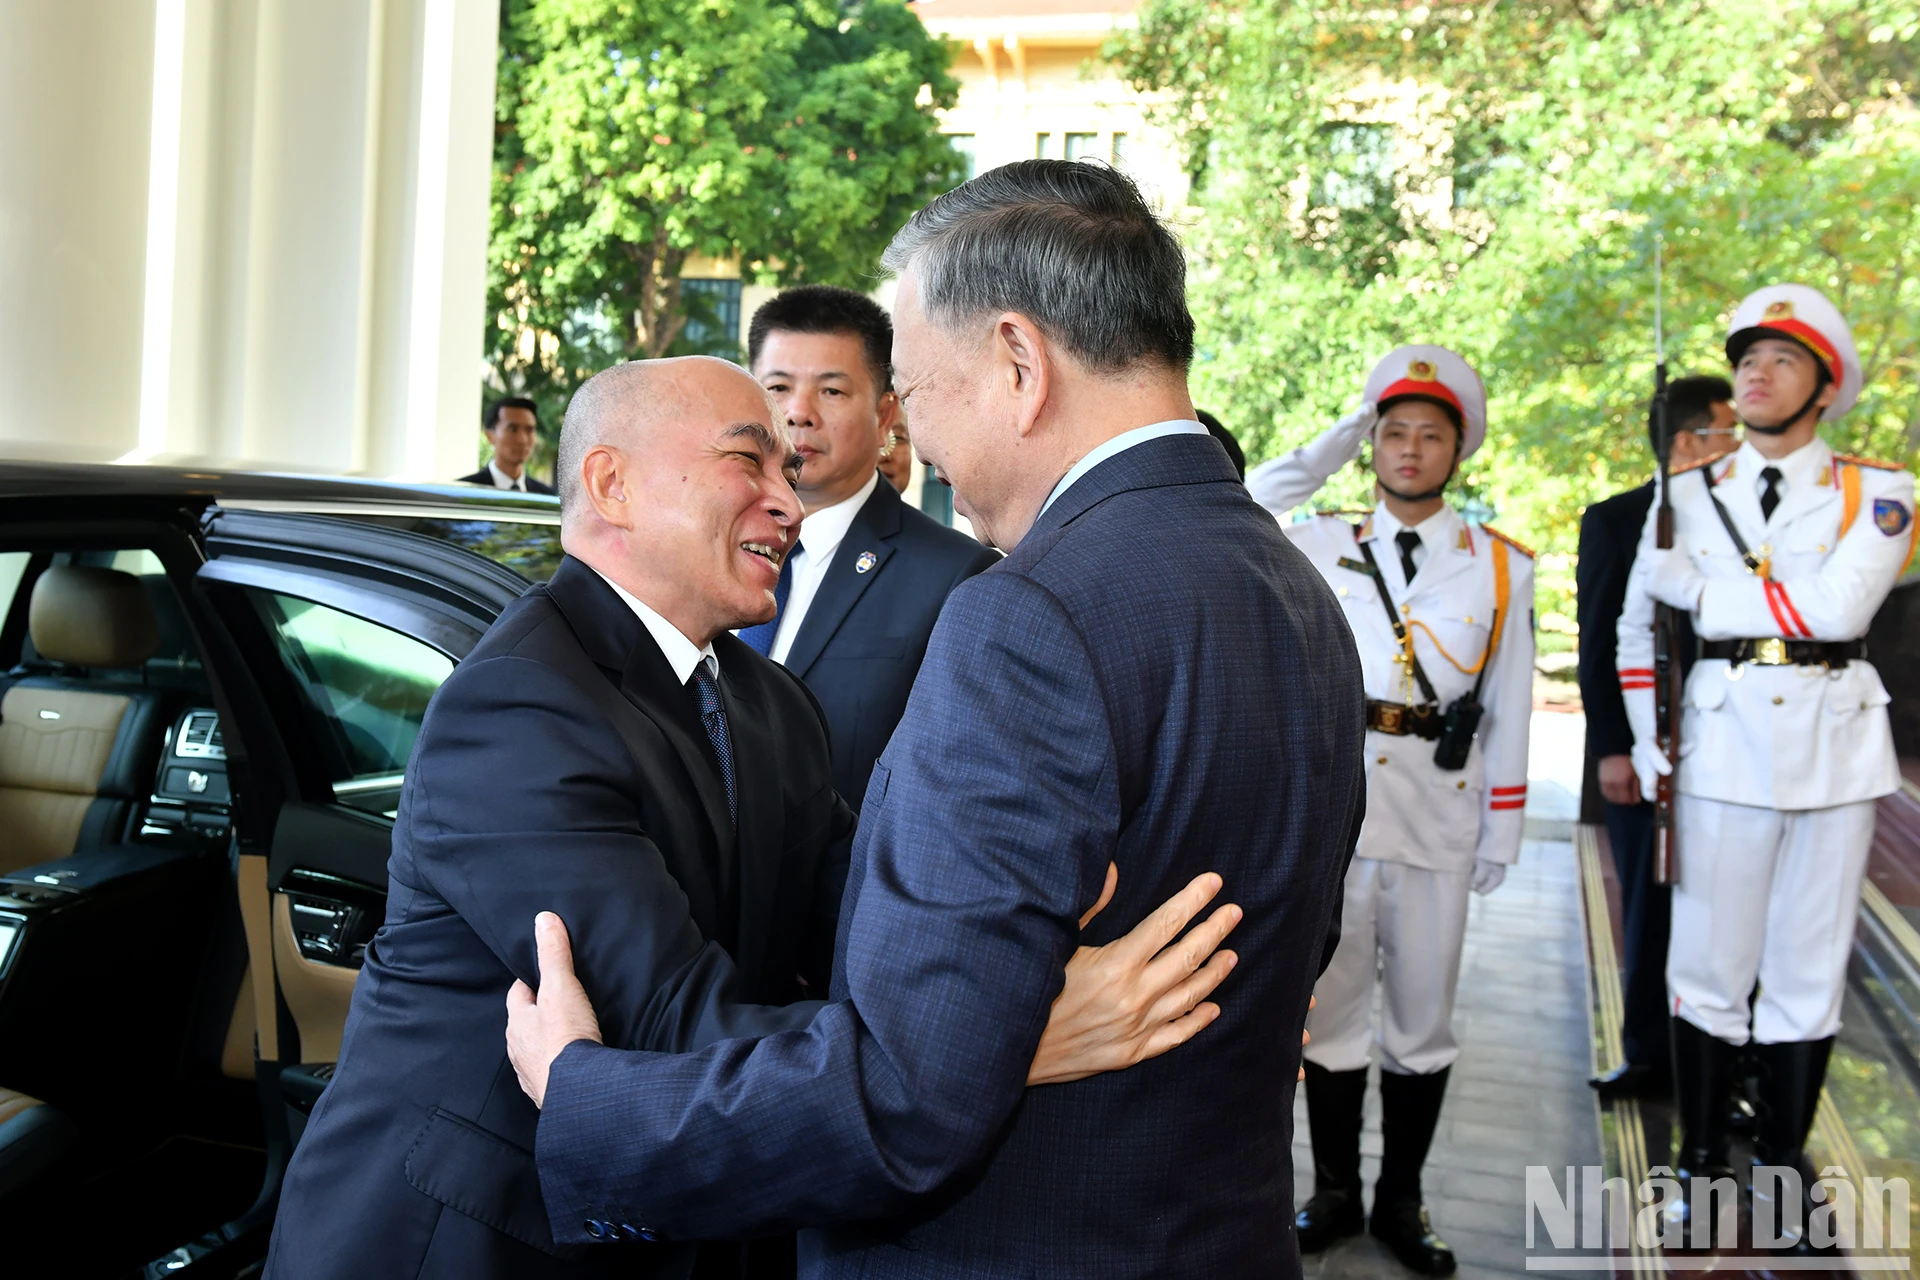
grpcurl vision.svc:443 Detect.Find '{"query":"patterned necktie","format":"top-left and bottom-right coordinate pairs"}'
top-left (1395, 530), bottom-right (1423, 584)
top-left (737, 541), bottom-right (799, 656)
top-left (687, 663), bottom-right (736, 824)
top-left (1760, 466), bottom-right (1783, 523)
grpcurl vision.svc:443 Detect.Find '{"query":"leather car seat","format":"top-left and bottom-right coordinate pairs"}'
top-left (0, 566), bottom-right (165, 872)
top-left (0, 1087), bottom-right (77, 1199)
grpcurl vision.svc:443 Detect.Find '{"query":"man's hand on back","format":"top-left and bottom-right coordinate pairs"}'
top-left (1597, 754), bottom-right (1641, 807)
top-left (506, 912), bottom-right (603, 1108)
top-left (1026, 865), bottom-right (1243, 1086)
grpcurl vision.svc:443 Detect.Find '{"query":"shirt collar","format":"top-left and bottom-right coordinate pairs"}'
top-left (589, 568), bottom-right (718, 685)
top-left (487, 460), bottom-right (526, 491)
top-left (1367, 502), bottom-right (1458, 545)
top-left (1038, 419), bottom-right (1211, 517)
top-left (1737, 436), bottom-right (1829, 488)
top-left (797, 469), bottom-right (880, 561)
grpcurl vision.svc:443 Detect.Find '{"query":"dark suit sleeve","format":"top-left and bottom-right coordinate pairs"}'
top-left (1575, 500), bottom-right (1635, 759)
top-left (535, 571), bottom-right (1118, 1241)
top-left (399, 655), bottom-right (819, 1056)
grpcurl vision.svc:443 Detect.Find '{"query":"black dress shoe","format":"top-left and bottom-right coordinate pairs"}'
top-left (1369, 1199), bottom-right (1457, 1275)
top-left (1588, 1062), bottom-right (1669, 1100)
top-left (1295, 1187), bottom-right (1365, 1253)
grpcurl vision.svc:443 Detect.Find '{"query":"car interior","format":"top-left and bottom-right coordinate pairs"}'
top-left (0, 525), bottom-right (477, 1278)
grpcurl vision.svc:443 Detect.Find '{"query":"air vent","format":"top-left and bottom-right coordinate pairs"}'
top-left (175, 710), bottom-right (226, 761)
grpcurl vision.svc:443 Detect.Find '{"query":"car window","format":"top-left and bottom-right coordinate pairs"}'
top-left (0, 552), bottom-right (29, 620)
top-left (338, 515), bottom-right (562, 583)
top-left (247, 590), bottom-right (454, 816)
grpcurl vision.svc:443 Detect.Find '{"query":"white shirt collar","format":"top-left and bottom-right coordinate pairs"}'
top-left (797, 469), bottom-right (880, 563)
top-left (1737, 436), bottom-right (1828, 490)
top-left (1368, 501), bottom-right (1458, 545)
top-left (589, 568), bottom-right (718, 685)
top-left (1038, 419), bottom-right (1211, 517)
top-left (487, 459), bottom-right (527, 492)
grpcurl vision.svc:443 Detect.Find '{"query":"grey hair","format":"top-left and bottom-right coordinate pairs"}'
top-left (880, 160), bottom-right (1194, 371)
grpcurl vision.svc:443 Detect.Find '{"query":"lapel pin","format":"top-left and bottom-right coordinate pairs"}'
top-left (855, 550), bottom-right (878, 574)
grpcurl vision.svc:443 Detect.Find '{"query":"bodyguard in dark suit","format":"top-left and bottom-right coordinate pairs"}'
top-left (739, 285), bottom-right (999, 808)
top-left (267, 361), bottom-right (849, 1279)
top-left (460, 396), bottom-right (557, 493)
top-left (1576, 375), bottom-right (1733, 1099)
top-left (510, 161), bottom-right (1366, 1278)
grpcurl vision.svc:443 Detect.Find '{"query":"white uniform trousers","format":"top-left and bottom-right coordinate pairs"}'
top-left (1304, 856), bottom-right (1472, 1076)
top-left (1667, 795), bottom-right (1876, 1045)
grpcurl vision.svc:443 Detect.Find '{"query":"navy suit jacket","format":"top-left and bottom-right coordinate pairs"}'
top-left (265, 557), bottom-right (852, 1280)
top-left (784, 478), bottom-right (999, 809)
top-left (1576, 481), bottom-right (1695, 760)
top-left (537, 434), bottom-right (1368, 1277)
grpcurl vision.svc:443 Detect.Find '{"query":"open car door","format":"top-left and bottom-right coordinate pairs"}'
top-left (150, 509), bottom-right (528, 1276)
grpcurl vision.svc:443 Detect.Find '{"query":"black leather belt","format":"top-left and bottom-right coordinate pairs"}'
top-left (1366, 699), bottom-right (1444, 740)
top-left (1700, 638), bottom-right (1866, 668)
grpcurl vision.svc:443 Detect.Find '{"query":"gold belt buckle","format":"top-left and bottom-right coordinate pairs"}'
top-left (1377, 704), bottom-right (1405, 734)
top-left (1750, 637), bottom-right (1790, 665)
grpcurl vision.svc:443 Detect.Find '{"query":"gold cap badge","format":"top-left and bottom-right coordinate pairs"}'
top-left (1763, 300), bottom-right (1794, 320)
top-left (1407, 360), bottom-right (1437, 381)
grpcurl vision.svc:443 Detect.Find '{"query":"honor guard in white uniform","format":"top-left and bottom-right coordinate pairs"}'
top-left (1618, 286), bottom-right (1916, 1248)
top-left (1249, 347), bottom-right (1536, 1276)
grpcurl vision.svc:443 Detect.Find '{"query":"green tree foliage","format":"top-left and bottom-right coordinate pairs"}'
top-left (488, 0), bottom-right (961, 431)
top-left (1116, 0), bottom-right (1920, 614)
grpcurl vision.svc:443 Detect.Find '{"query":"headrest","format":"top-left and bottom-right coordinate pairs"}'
top-left (29, 566), bottom-right (161, 669)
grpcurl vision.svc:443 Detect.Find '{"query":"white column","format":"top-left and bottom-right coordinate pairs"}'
top-left (0, 0), bottom-right (499, 480)
top-left (0, 2), bottom-right (158, 461)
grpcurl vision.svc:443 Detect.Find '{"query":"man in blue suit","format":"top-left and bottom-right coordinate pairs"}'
top-left (738, 285), bottom-right (1000, 809)
top-left (509, 160), bottom-right (1368, 1277)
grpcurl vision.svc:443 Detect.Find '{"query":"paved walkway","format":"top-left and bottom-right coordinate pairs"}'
top-left (1294, 711), bottom-right (1603, 1279)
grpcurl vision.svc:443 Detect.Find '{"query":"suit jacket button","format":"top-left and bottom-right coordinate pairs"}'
top-left (585, 1219), bottom-right (607, 1239)
top-left (639, 1226), bottom-right (658, 1242)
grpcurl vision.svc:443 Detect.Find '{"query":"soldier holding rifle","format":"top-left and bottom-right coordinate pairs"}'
top-left (1617, 285), bottom-right (1916, 1250)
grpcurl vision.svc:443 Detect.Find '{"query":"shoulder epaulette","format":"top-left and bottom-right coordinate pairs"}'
top-left (1481, 525), bottom-right (1536, 558)
top-left (1668, 456), bottom-right (1716, 476)
top-left (1833, 453), bottom-right (1907, 472)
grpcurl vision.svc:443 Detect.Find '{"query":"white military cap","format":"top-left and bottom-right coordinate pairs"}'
top-left (1725, 284), bottom-right (1861, 421)
top-left (1363, 345), bottom-right (1489, 460)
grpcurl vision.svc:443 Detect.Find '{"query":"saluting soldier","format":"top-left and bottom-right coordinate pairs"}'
top-left (1249, 346), bottom-right (1536, 1276)
top-left (1618, 285), bottom-right (1916, 1250)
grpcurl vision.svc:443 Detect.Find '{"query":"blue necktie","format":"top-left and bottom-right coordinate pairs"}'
top-left (687, 663), bottom-right (736, 824)
top-left (737, 541), bottom-right (799, 656)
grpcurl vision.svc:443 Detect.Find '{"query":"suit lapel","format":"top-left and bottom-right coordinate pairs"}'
top-left (544, 558), bottom-right (737, 871)
top-left (782, 481), bottom-right (900, 678)
top-left (715, 639), bottom-right (778, 987)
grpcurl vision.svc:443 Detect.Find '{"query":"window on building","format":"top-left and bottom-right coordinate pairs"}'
top-left (948, 133), bottom-right (978, 183)
top-left (1035, 132), bottom-right (1055, 160)
top-left (1065, 132), bottom-right (1100, 162)
top-left (1315, 123), bottom-right (1393, 210)
top-left (1111, 132), bottom-right (1130, 168)
top-left (678, 278), bottom-right (743, 357)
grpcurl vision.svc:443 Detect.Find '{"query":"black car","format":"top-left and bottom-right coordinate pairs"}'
top-left (0, 463), bottom-right (564, 1278)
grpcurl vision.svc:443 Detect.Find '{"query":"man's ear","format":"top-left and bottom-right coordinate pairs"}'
top-left (876, 390), bottom-right (902, 438)
top-left (580, 445), bottom-right (634, 530)
top-left (991, 313), bottom-right (1052, 438)
top-left (1813, 378), bottom-right (1839, 416)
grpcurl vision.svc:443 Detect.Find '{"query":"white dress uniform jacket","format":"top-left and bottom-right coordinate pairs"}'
top-left (1617, 437), bottom-right (1914, 811)
top-left (1282, 507), bottom-right (1536, 871)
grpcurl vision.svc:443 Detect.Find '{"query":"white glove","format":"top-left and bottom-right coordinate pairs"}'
top-left (1306, 401), bottom-right (1377, 473)
top-left (1470, 859), bottom-right (1507, 895)
top-left (1631, 740), bottom-right (1673, 803)
top-left (1646, 541), bottom-right (1706, 612)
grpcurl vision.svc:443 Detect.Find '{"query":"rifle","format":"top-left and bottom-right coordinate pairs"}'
top-left (1650, 235), bottom-right (1682, 886)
